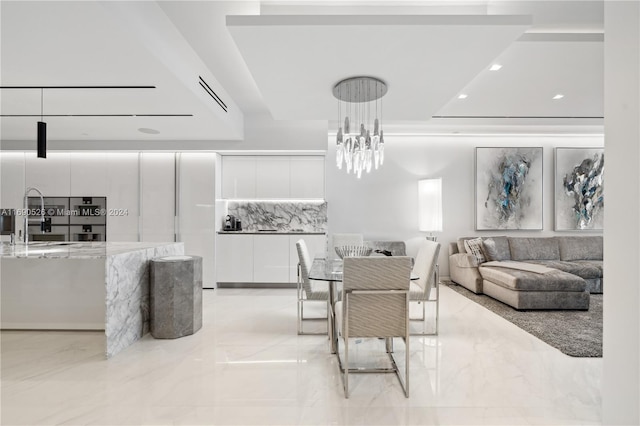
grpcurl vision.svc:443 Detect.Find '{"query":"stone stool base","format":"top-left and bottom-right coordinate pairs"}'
top-left (150, 255), bottom-right (203, 339)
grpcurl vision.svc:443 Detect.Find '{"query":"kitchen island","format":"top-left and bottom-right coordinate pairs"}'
top-left (0, 241), bottom-right (184, 358)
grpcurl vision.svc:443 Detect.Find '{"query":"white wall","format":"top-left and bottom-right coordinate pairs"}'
top-left (603, 2), bottom-right (640, 424)
top-left (325, 133), bottom-right (604, 276)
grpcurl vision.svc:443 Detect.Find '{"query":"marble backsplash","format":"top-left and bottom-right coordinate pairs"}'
top-left (227, 201), bottom-right (327, 232)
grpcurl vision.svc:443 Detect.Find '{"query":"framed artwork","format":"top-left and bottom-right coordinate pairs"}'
top-left (554, 147), bottom-right (604, 231)
top-left (475, 147), bottom-right (543, 230)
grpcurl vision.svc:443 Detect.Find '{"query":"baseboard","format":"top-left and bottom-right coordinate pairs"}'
top-left (217, 282), bottom-right (297, 289)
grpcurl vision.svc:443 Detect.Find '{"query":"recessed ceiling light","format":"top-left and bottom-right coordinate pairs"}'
top-left (458, 94), bottom-right (468, 99)
top-left (138, 127), bottom-right (160, 134)
top-left (489, 64), bottom-right (502, 71)
top-left (553, 94), bottom-right (565, 100)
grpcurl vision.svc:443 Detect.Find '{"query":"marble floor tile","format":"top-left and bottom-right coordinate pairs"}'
top-left (1, 286), bottom-right (602, 425)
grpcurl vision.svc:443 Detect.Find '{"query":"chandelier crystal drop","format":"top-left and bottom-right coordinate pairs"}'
top-left (333, 76), bottom-right (387, 178)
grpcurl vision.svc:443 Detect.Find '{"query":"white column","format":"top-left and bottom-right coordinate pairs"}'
top-left (603, 2), bottom-right (640, 424)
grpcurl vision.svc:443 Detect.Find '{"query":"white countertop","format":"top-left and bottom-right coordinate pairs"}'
top-left (0, 242), bottom-right (183, 259)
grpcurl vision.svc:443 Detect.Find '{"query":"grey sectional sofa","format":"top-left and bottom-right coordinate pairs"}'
top-left (449, 236), bottom-right (603, 310)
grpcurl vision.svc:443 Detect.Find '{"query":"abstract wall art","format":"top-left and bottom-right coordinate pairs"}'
top-left (475, 147), bottom-right (543, 230)
top-left (554, 147), bottom-right (604, 231)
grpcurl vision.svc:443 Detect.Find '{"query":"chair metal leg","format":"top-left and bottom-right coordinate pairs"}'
top-left (297, 262), bottom-right (329, 336)
top-left (334, 287), bottom-right (410, 398)
top-left (410, 265), bottom-right (439, 336)
top-left (344, 332), bottom-right (349, 398)
top-left (409, 301), bottom-right (426, 321)
top-left (298, 299), bottom-right (329, 335)
top-left (405, 333), bottom-right (410, 398)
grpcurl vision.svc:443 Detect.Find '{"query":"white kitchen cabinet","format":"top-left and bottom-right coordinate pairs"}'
top-left (106, 153), bottom-right (139, 242)
top-left (216, 234), bottom-right (254, 283)
top-left (222, 156), bottom-right (256, 199)
top-left (140, 153), bottom-right (175, 242)
top-left (289, 234), bottom-right (327, 282)
top-left (177, 152), bottom-right (217, 288)
top-left (25, 152), bottom-right (71, 196)
top-left (222, 155), bottom-right (325, 199)
top-left (1, 152), bottom-right (25, 209)
top-left (1, 153), bottom-right (25, 242)
top-left (216, 233), bottom-right (327, 285)
top-left (70, 153), bottom-right (108, 196)
top-left (290, 157), bottom-right (325, 198)
top-left (253, 234), bottom-right (290, 283)
top-left (256, 157), bottom-right (290, 199)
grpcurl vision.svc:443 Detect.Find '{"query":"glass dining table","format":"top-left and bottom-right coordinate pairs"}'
top-left (307, 257), bottom-right (418, 354)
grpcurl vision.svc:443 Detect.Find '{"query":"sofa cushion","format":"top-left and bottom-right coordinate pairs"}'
top-left (457, 237), bottom-right (475, 254)
top-left (482, 236), bottom-right (511, 261)
top-left (508, 237), bottom-right (560, 261)
top-left (558, 236), bottom-right (603, 261)
top-left (464, 237), bottom-right (486, 264)
top-left (575, 260), bottom-right (603, 274)
top-left (527, 260), bottom-right (602, 280)
top-left (479, 266), bottom-right (586, 292)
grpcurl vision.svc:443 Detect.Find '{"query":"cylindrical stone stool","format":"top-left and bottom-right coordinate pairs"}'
top-left (150, 255), bottom-right (203, 339)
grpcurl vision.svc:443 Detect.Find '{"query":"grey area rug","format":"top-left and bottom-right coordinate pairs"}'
top-left (446, 281), bottom-right (602, 357)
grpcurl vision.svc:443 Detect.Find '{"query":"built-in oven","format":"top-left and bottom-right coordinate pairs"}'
top-left (69, 197), bottom-right (107, 226)
top-left (70, 224), bottom-right (106, 242)
top-left (28, 224), bottom-right (69, 242)
top-left (28, 196), bottom-right (69, 226)
top-left (1, 208), bottom-right (16, 244)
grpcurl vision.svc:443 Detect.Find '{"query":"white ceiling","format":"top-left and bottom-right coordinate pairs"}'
top-left (0, 1), bottom-right (604, 146)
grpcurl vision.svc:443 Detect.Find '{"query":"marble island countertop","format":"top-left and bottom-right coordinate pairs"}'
top-left (1, 240), bottom-right (184, 358)
top-left (0, 241), bottom-right (183, 259)
top-left (217, 230), bottom-right (326, 235)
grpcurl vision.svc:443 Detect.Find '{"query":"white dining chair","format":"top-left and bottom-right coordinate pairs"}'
top-left (296, 239), bottom-right (329, 335)
top-left (409, 239), bottom-right (441, 335)
top-left (333, 256), bottom-right (412, 398)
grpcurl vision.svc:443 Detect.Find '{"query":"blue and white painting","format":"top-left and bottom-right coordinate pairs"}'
top-left (555, 148), bottom-right (604, 231)
top-left (476, 147), bottom-right (543, 230)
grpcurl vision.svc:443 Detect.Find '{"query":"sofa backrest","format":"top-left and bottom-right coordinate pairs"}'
top-left (557, 236), bottom-right (603, 261)
top-left (508, 237), bottom-right (560, 261)
top-left (454, 235), bottom-right (603, 263)
top-left (481, 236), bottom-right (511, 261)
top-left (449, 241), bottom-right (459, 256)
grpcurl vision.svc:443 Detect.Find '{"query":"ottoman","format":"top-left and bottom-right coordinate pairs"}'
top-left (479, 265), bottom-right (590, 310)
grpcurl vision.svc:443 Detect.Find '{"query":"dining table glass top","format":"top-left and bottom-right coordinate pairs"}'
top-left (307, 257), bottom-right (419, 282)
top-left (307, 257), bottom-right (344, 282)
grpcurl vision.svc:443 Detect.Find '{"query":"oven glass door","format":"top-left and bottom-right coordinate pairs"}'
top-left (69, 197), bottom-right (106, 225)
top-left (28, 225), bottom-right (69, 241)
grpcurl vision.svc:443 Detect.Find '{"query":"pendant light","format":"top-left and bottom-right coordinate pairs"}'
top-left (333, 76), bottom-right (387, 178)
top-left (37, 88), bottom-right (46, 158)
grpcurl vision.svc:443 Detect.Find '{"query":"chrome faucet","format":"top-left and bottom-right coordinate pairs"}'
top-left (23, 187), bottom-right (45, 244)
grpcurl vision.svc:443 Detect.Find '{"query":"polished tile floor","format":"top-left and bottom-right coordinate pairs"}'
top-left (1, 286), bottom-right (602, 425)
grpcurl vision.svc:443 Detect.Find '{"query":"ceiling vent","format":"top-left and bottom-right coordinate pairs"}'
top-left (198, 76), bottom-right (227, 113)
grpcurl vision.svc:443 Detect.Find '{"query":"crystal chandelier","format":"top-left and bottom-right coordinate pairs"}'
top-left (333, 76), bottom-right (387, 178)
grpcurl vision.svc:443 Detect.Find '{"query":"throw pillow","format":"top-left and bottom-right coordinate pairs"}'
top-left (464, 237), bottom-right (486, 264)
top-left (482, 238), bottom-right (498, 261)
